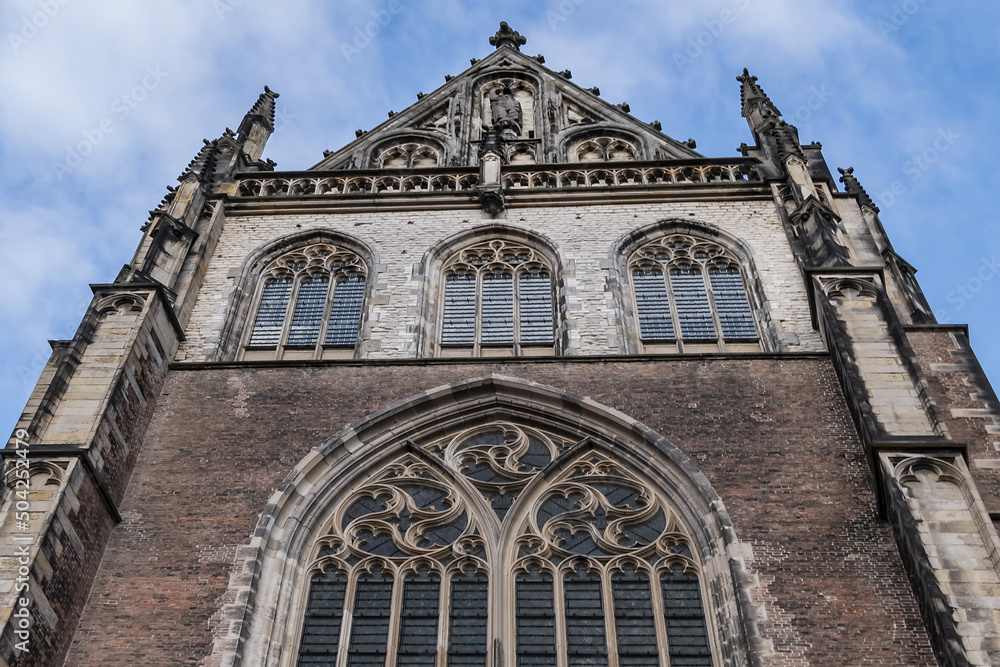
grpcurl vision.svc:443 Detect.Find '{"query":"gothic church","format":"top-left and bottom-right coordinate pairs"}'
top-left (3, 22), bottom-right (1000, 667)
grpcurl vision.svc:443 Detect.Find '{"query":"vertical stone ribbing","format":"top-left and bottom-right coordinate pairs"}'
top-left (883, 454), bottom-right (1000, 666)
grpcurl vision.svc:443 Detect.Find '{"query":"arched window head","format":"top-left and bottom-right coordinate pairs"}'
top-left (572, 136), bottom-right (639, 162)
top-left (242, 243), bottom-right (367, 360)
top-left (294, 422), bottom-right (718, 666)
top-left (377, 142), bottom-right (440, 169)
top-left (630, 234), bottom-right (759, 353)
top-left (439, 239), bottom-right (555, 357)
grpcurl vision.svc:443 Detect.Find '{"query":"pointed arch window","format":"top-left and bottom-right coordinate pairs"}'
top-left (629, 234), bottom-right (759, 353)
top-left (294, 423), bottom-right (717, 666)
top-left (439, 239), bottom-right (555, 357)
top-left (243, 244), bottom-right (367, 360)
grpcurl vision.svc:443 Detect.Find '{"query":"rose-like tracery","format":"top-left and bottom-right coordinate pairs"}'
top-left (297, 427), bottom-right (714, 666)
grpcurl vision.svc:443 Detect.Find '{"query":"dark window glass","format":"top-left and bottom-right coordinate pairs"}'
top-left (447, 569), bottom-right (489, 666)
top-left (708, 267), bottom-right (756, 340)
top-left (396, 569), bottom-right (441, 667)
top-left (287, 275), bottom-right (330, 346)
top-left (326, 275), bottom-right (366, 346)
top-left (297, 568), bottom-right (347, 666)
top-left (442, 273), bottom-right (477, 345)
top-left (564, 568), bottom-right (609, 667)
top-left (518, 271), bottom-right (554, 343)
top-left (515, 568), bottom-right (557, 666)
top-left (347, 567), bottom-right (394, 667)
top-left (670, 268), bottom-right (716, 341)
top-left (661, 566), bottom-right (713, 666)
top-left (248, 276), bottom-right (292, 346)
top-left (481, 271), bottom-right (515, 345)
top-left (612, 570), bottom-right (658, 666)
top-left (633, 267), bottom-right (674, 341)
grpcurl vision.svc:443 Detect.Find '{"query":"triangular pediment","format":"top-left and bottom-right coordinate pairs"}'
top-left (311, 45), bottom-right (700, 171)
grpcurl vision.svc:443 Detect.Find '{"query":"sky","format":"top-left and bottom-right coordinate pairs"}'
top-left (1, 0), bottom-right (998, 435)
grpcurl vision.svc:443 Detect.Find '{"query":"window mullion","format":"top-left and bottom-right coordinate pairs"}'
top-left (663, 264), bottom-right (683, 353)
top-left (553, 567), bottom-right (568, 667)
top-left (276, 276), bottom-right (303, 360)
top-left (435, 567), bottom-right (450, 667)
top-left (701, 264), bottom-right (726, 353)
top-left (383, 564), bottom-right (405, 667)
top-left (336, 569), bottom-right (360, 667)
top-left (512, 268), bottom-right (521, 356)
top-left (474, 269), bottom-right (483, 355)
top-left (316, 274), bottom-right (338, 358)
top-left (649, 565), bottom-right (671, 667)
top-left (601, 566), bottom-right (621, 667)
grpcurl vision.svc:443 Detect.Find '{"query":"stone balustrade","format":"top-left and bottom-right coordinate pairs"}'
top-left (234, 158), bottom-right (759, 198)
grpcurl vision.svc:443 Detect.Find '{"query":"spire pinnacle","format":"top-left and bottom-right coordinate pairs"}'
top-left (239, 85), bottom-right (279, 136)
top-left (838, 167), bottom-right (880, 213)
top-left (236, 86), bottom-right (279, 164)
top-left (737, 68), bottom-right (780, 119)
top-left (737, 68), bottom-right (803, 163)
top-left (489, 22), bottom-right (526, 51)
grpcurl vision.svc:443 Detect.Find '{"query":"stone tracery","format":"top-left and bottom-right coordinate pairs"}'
top-left (296, 422), bottom-right (714, 666)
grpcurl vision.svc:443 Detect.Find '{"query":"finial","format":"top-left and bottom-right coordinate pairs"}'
top-left (490, 21), bottom-right (526, 51)
top-left (737, 67), bottom-right (781, 118)
top-left (838, 167), bottom-right (879, 213)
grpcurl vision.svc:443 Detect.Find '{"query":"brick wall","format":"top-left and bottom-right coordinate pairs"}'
top-left (65, 357), bottom-right (935, 665)
top-left (908, 328), bottom-right (1000, 512)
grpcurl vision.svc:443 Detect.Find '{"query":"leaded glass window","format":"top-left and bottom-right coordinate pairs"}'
top-left (440, 240), bottom-right (555, 356)
top-left (243, 244), bottom-right (367, 360)
top-left (629, 234), bottom-right (759, 353)
top-left (295, 423), bottom-right (717, 666)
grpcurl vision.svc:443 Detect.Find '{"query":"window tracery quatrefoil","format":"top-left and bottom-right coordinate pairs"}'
top-left (629, 233), bottom-right (759, 354)
top-left (295, 422), bottom-right (716, 666)
top-left (243, 243), bottom-right (367, 361)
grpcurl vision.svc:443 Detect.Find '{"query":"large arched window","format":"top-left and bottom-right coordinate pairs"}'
top-left (294, 423), bottom-right (717, 667)
top-left (242, 243), bottom-right (367, 360)
top-left (439, 239), bottom-right (555, 357)
top-left (629, 234), bottom-right (759, 353)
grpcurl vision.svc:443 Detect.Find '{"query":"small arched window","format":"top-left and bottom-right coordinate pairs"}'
top-left (630, 234), bottom-right (759, 353)
top-left (572, 136), bottom-right (639, 162)
top-left (242, 244), bottom-right (367, 360)
top-left (294, 423), bottom-right (718, 666)
top-left (439, 239), bottom-right (555, 357)
top-left (377, 142), bottom-right (440, 169)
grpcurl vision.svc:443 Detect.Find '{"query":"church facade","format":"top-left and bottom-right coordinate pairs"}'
top-left (3, 22), bottom-right (1000, 667)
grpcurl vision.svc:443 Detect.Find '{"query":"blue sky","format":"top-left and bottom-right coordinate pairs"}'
top-left (1, 0), bottom-right (998, 434)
